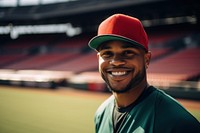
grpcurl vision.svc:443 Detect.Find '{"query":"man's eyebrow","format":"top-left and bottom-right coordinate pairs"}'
top-left (98, 42), bottom-right (135, 51)
top-left (122, 45), bottom-right (134, 49)
top-left (98, 45), bottom-right (111, 51)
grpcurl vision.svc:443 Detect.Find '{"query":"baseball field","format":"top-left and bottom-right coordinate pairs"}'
top-left (0, 85), bottom-right (199, 133)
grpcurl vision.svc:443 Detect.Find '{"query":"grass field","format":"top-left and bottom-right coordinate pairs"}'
top-left (0, 85), bottom-right (199, 133)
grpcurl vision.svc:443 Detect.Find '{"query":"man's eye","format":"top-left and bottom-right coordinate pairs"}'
top-left (101, 51), bottom-right (113, 59)
top-left (123, 50), bottom-right (135, 57)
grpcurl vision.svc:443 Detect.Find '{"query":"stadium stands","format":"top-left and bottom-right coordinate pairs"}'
top-left (148, 47), bottom-right (200, 89)
top-left (149, 47), bottom-right (172, 60)
top-left (148, 31), bottom-right (189, 46)
top-left (148, 47), bottom-right (200, 76)
top-left (0, 54), bottom-right (28, 67)
top-left (3, 53), bottom-right (79, 70)
top-left (46, 51), bottom-right (98, 73)
top-left (0, 28), bottom-right (199, 92)
top-left (53, 35), bottom-right (91, 52)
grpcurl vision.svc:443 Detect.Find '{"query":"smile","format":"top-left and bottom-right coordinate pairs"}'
top-left (111, 71), bottom-right (127, 76)
top-left (106, 68), bottom-right (133, 80)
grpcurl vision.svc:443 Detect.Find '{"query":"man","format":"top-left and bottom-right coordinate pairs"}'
top-left (88, 14), bottom-right (200, 133)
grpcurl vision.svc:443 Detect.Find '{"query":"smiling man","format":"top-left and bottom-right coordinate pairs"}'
top-left (88, 14), bottom-right (200, 133)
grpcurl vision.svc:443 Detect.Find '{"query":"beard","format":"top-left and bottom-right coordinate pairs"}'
top-left (101, 66), bottom-right (146, 94)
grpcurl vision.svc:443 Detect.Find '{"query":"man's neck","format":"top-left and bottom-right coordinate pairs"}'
top-left (113, 82), bottom-right (149, 108)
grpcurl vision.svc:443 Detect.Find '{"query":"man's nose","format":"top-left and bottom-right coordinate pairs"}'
top-left (109, 55), bottom-right (125, 66)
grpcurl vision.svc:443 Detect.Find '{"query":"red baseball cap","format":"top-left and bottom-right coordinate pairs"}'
top-left (88, 14), bottom-right (148, 51)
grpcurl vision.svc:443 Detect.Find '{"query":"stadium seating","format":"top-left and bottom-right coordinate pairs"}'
top-left (148, 47), bottom-right (200, 89)
top-left (148, 47), bottom-right (200, 76)
top-left (53, 36), bottom-right (90, 52)
top-left (46, 51), bottom-right (98, 73)
top-left (149, 47), bottom-right (172, 60)
top-left (148, 31), bottom-right (188, 45)
top-left (0, 31), bottom-right (199, 91)
top-left (3, 53), bottom-right (79, 70)
top-left (0, 54), bottom-right (28, 67)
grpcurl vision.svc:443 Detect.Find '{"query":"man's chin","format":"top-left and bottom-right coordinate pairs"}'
top-left (102, 72), bottom-right (144, 94)
top-left (107, 85), bottom-right (132, 94)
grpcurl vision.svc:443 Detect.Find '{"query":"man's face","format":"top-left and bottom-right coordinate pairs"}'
top-left (97, 41), bottom-right (151, 93)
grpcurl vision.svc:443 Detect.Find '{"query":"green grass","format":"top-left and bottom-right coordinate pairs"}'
top-left (0, 87), bottom-right (103, 133)
top-left (0, 86), bottom-right (199, 133)
top-left (188, 109), bottom-right (200, 122)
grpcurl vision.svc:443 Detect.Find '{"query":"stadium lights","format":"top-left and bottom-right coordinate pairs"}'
top-left (0, 16), bottom-right (196, 39)
top-left (0, 23), bottom-right (82, 39)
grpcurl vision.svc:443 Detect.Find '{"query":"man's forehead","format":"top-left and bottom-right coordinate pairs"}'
top-left (98, 41), bottom-right (135, 51)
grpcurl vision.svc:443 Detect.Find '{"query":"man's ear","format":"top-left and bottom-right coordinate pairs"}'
top-left (145, 51), bottom-right (151, 69)
top-left (97, 52), bottom-right (100, 59)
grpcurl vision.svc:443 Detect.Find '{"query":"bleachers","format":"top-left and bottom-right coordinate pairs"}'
top-left (147, 47), bottom-right (200, 89)
top-left (150, 47), bottom-right (172, 60)
top-left (46, 52), bottom-right (98, 73)
top-left (0, 34), bottom-right (91, 70)
top-left (3, 53), bottom-right (79, 70)
top-left (148, 47), bottom-right (200, 76)
top-left (0, 32), bottom-right (199, 90)
top-left (0, 54), bottom-right (28, 67)
top-left (3, 35), bottom-right (53, 50)
top-left (148, 31), bottom-right (189, 46)
top-left (147, 31), bottom-right (190, 60)
top-left (55, 37), bottom-right (90, 49)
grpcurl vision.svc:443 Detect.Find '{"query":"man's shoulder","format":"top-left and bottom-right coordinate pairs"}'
top-left (153, 87), bottom-right (183, 108)
top-left (146, 86), bottom-right (192, 117)
top-left (95, 95), bottom-right (115, 116)
top-left (151, 87), bottom-right (200, 132)
top-left (149, 86), bottom-right (185, 110)
top-left (94, 95), bottom-right (115, 132)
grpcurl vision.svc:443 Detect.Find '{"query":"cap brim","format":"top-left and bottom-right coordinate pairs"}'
top-left (88, 35), bottom-right (146, 51)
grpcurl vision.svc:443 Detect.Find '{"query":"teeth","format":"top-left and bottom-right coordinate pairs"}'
top-left (112, 71), bottom-right (126, 76)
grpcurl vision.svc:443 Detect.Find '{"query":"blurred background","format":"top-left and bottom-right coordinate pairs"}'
top-left (0, 0), bottom-right (199, 133)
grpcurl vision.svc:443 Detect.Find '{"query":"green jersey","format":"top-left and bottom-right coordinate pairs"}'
top-left (94, 86), bottom-right (200, 133)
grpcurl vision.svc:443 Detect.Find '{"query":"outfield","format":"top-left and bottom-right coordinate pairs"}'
top-left (0, 85), bottom-right (199, 133)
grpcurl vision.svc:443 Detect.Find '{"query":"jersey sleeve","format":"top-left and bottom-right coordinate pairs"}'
top-left (154, 90), bottom-right (200, 133)
top-left (94, 95), bottom-right (114, 133)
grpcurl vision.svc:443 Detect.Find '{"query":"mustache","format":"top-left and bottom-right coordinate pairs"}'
top-left (105, 66), bottom-right (132, 69)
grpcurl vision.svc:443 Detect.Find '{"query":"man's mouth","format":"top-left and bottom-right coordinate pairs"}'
top-left (106, 68), bottom-right (133, 80)
top-left (111, 71), bottom-right (127, 76)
